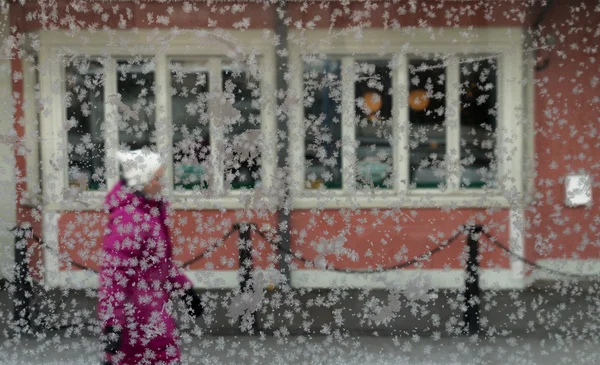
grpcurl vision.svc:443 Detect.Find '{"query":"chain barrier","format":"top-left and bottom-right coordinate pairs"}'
top-left (252, 223), bottom-right (465, 273)
top-left (481, 230), bottom-right (600, 280)
top-left (182, 227), bottom-right (237, 268)
top-left (8, 221), bottom-right (599, 337)
top-left (7, 225), bottom-right (237, 334)
top-left (11, 223), bottom-right (596, 285)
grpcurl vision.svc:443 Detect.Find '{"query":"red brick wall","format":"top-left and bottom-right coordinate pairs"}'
top-left (10, 0), bottom-right (534, 32)
top-left (56, 208), bottom-right (510, 272)
top-left (526, 0), bottom-right (600, 261)
top-left (10, 1), bottom-right (275, 32)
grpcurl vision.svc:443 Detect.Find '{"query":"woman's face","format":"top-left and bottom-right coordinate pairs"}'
top-left (143, 166), bottom-right (166, 197)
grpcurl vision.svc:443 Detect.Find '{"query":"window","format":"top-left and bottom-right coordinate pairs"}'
top-left (290, 28), bottom-right (524, 206)
top-left (299, 55), bottom-right (501, 193)
top-left (302, 57), bottom-right (343, 190)
top-left (355, 59), bottom-right (394, 190)
top-left (408, 58), bottom-right (447, 189)
top-left (116, 59), bottom-right (156, 151)
top-left (49, 46), bottom-right (269, 202)
top-left (41, 28), bottom-right (523, 209)
top-left (222, 61), bottom-right (263, 190)
top-left (65, 58), bottom-right (106, 191)
top-left (459, 57), bottom-right (498, 189)
top-left (169, 58), bottom-right (264, 192)
top-left (170, 59), bottom-right (211, 191)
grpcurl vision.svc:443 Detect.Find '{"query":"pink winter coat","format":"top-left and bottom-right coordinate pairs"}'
top-left (98, 181), bottom-right (193, 365)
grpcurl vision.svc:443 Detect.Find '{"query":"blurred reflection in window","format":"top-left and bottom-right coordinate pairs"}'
top-left (303, 57), bottom-right (343, 190)
top-left (222, 62), bottom-right (262, 190)
top-left (170, 60), bottom-right (211, 191)
top-left (116, 59), bottom-right (156, 150)
top-left (460, 58), bottom-right (498, 189)
top-left (354, 59), bottom-right (393, 189)
top-left (408, 59), bottom-right (447, 189)
top-left (66, 58), bottom-right (106, 191)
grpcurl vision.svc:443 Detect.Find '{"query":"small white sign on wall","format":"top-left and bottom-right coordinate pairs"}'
top-left (565, 174), bottom-right (592, 207)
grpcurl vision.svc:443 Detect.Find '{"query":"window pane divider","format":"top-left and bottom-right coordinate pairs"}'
top-left (260, 53), bottom-right (277, 194)
top-left (289, 52), bottom-right (305, 197)
top-left (59, 57), bottom-right (68, 188)
top-left (40, 48), bottom-right (62, 204)
top-left (341, 57), bottom-right (356, 194)
top-left (393, 54), bottom-right (409, 194)
top-left (446, 56), bottom-right (461, 193)
top-left (22, 56), bottom-right (41, 197)
top-left (104, 57), bottom-right (119, 189)
top-left (208, 57), bottom-right (224, 197)
top-left (155, 54), bottom-right (172, 194)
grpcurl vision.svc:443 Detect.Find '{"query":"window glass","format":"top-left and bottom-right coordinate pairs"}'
top-left (460, 57), bottom-right (498, 189)
top-left (170, 60), bottom-right (211, 191)
top-left (408, 58), bottom-right (447, 189)
top-left (354, 59), bottom-right (393, 189)
top-left (303, 57), bottom-right (343, 190)
top-left (116, 59), bottom-right (156, 150)
top-left (222, 62), bottom-right (262, 190)
top-left (65, 58), bottom-right (106, 191)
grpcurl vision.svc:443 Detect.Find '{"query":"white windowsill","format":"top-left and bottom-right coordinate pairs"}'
top-left (34, 189), bottom-right (513, 211)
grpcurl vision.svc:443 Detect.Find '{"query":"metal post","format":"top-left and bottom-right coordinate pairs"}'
top-left (236, 223), bottom-right (258, 334)
top-left (12, 226), bottom-right (32, 333)
top-left (463, 225), bottom-right (482, 336)
top-left (274, 0), bottom-right (292, 288)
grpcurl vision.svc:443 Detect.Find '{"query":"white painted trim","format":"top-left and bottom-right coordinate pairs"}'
top-left (341, 56), bottom-right (356, 193)
top-left (509, 208), bottom-right (526, 285)
top-left (288, 28), bottom-right (522, 55)
top-left (523, 39), bottom-right (536, 205)
top-left (392, 54), bottom-right (409, 193)
top-left (155, 53), bottom-right (172, 195)
top-left (104, 58), bottom-right (119, 189)
top-left (531, 260), bottom-right (600, 280)
top-left (39, 29), bottom-right (272, 51)
top-left (39, 193), bottom-right (513, 212)
top-left (260, 48), bottom-right (278, 195)
top-left (208, 57), bottom-right (224, 196)
top-left (47, 267), bottom-right (527, 290)
top-left (22, 55), bottom-right (42, 199)
top-left (292, 269), bottom-right (525, 290)
top-left (39, 46), bottom-right (66, 209)
top-left (288, 48), bottom-right (305, 197)
top-left (446, 55), bottom-right (460, 193)
top-left (510, 44), bottom-right (525, 203)
top-left (42, 211), bottom-right (60, 288)
top-left (48, 269), bottom-right (280, 290)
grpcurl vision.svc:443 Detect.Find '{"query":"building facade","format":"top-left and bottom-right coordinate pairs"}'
top-left (1, 0), bottom-right (599, 291)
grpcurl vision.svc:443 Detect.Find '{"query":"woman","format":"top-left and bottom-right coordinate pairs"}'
top-left (98, 149), bottom-right (203, 365)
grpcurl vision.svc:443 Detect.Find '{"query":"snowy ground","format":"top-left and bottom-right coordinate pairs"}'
top-left (2, 333), bottom-right (599, 365)
top-left (2, 283), bottom-right (600, 364)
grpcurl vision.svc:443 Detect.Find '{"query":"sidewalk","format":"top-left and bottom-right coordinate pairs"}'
top-left (1, 332), bottom-right (598, 365)
top-left (2, 281), bottom-right (600, 364)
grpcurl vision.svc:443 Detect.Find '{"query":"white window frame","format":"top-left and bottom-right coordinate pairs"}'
top-left (20, 49), bottom-right (42, 207)
top-left (32, 27), bottom-right (529, 211)
top-left (288, 27), bottom-right (526, 209)
top-left (37, 29), bottom-right (277, 211)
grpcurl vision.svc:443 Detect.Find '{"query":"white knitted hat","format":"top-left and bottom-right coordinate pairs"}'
top-left (116, 149), bottom-right (165, 188)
